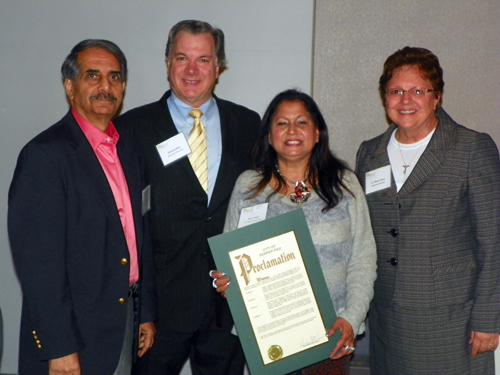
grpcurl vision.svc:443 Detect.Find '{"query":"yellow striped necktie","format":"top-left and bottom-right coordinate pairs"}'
top-left (188, 109), bottom-right (208, 193)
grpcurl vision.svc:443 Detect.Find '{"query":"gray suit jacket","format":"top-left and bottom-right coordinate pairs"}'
top-left (355, 108), bottom-right (500, 333)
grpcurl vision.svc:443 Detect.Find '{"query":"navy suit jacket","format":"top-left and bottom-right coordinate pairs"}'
top-left (8, 111), bottom-right (156, 374)
top-left (115, 91), bottom-right (260, 332)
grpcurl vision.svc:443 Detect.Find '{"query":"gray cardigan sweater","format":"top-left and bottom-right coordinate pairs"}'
top-left (224, 169), bottom-right (377, 335)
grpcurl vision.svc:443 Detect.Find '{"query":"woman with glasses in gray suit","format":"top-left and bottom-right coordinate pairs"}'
top-left (356, 46), bottom-right (500, 375)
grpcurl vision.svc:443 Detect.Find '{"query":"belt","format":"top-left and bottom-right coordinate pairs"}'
top-left (128, 283), bottom-right (138, 299)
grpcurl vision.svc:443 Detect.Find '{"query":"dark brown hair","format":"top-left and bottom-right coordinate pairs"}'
top-left (379, 46), bottom-right (444, 108)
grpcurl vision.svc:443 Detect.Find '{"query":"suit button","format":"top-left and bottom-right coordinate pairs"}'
top-left (118, 298), bottom-right (126, 304)
top-left (120, 258), bottom-right (129, 265)
top-left (389, 257), bottom-right (398, 266)
top-left (205, 216), bottom-right (212, 222)
top-left (387, 229), bottom-right (398, 237)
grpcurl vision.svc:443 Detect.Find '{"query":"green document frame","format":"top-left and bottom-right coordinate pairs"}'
top-left (208, 209), bottom-right (340, 375)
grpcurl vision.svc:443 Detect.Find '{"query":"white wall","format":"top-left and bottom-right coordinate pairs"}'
top-left (0, 1), bottom-right (314, 372)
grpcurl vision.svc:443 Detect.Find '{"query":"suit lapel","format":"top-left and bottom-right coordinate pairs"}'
top-left (64, 112), bottom-right (125, 239)
top-left (208, 96), bottom-right (236, 213)
top-left (397, 108), bottom-right (453, 198)
top-left (156, 91), bottom-right (205, 192)
top-left (397, 144), bottom-right (446, 197)
top-left (152, 92), bottom-right (180, 142)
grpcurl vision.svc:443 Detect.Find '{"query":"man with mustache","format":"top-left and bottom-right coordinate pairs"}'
top-left (8, 39), bottom-right (156, 375)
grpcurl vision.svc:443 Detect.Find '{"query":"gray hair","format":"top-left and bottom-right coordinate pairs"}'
top-left (61, 39), bottom-right (128, 82)
top-left (165, 20), bottom-right (226, 71)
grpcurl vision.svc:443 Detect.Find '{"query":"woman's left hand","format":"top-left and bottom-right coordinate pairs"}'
top-left (326, 317), bottom-right (355, 360)
top-left (470, 330), bottom-right (499, 357)
top-left (209, 270), bottom-right (231, 298)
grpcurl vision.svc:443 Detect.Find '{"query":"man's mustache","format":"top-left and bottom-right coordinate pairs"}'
top-left (90, 93), bottom-right (118, 103)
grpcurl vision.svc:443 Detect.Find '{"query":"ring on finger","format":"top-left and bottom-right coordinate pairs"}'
top-left (212, 278), bottom-right (218, 288)
top-left (344, 346), bottom-right (355, 351)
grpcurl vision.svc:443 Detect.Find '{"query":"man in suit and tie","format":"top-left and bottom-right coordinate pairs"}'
top-left (8, 39), bottom-right (156, 375)
top-left (115, 20), bottom-right (260, 375)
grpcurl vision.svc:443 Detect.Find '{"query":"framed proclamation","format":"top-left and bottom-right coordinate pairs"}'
top-left (208, 208), bottom-right (341, 375)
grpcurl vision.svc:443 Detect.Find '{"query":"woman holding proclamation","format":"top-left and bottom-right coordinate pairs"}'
top-left (212, 89), bottom-right (377, 375)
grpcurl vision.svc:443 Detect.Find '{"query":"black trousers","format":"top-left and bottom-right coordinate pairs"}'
top-left (132, 309), bottom-right (244, 375)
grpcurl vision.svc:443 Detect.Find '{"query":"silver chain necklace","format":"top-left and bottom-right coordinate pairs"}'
top-left (397, 136), bottom-right (423, 176)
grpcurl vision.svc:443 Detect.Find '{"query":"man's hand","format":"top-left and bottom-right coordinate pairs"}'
top-left (49, 352), bottom-right (80, 375)
top-left (137, 322), bottom-right (156, 357)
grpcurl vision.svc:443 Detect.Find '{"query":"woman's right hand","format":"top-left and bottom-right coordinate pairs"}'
top-left (209, 270), bottom-right (231, 298)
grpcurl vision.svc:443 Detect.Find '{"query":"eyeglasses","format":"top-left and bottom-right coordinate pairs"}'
top-left (386, 88), bottom-right (435, 98)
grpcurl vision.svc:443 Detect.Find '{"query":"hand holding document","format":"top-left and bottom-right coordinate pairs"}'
top-left (208, 209), bottom-right (340, 375)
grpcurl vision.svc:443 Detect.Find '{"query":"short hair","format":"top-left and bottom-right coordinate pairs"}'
top-left (379, 46), bottom-right (444, 108)
top-left (165, 20), bottom-right (226, 71)
top-left (251, 89), bottom-right (352, 212)
top-left (61, 39), bottom-right (128, 83)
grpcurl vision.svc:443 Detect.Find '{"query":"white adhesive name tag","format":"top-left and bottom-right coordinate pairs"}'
top-left (365, 165), bottom-right (391, 194)
top-left (156, 133), bottom-right (191, 166)
top-left (142, 185), bottom-right (151, 215)
top-left (237, 203), bottom-right (268, 228)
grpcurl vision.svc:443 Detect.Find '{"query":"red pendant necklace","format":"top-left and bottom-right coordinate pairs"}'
top-left (275, 165), bottom-right (311, 204)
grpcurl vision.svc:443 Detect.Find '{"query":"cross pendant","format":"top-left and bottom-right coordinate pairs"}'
top-left (402, 165), bottom-right (410, 175)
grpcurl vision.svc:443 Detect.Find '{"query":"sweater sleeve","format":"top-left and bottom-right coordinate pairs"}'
top-left (337, 171), bottom-right (378, 335)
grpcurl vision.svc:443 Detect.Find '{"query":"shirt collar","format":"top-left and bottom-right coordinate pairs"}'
top-left (167, 92), bottom-right (215, 123)
top-left (72, 108), bottom-right (119, 150)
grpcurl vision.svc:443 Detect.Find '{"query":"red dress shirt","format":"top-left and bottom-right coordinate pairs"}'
top-left (72, 109), bottom-right (139, 284)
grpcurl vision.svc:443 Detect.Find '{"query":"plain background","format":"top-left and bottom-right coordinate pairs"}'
top-left (314, 1), bottom-right (500, 168)
top-left (312, 1), bottom-right (499, 374)
top-left (1, 1), bottom-right (499, 374)
top-left (0, 1), bottom-right (314, 373)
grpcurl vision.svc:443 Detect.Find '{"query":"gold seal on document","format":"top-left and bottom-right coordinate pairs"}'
top-left (268, 345), bottom-right (283, 361)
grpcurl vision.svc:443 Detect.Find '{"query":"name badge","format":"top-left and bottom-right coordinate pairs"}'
top-left (156, 133), bottom-right (190, 166)
top-left (365, 165), bottom-right (391, 194)
top-left (237, 203), bottom-right (268, 228)
top-left (142, 185), bottom-right (151, 215)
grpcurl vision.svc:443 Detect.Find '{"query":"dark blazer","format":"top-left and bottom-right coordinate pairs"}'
top-left (115, 90), bottom-right (260, 332)
top-left (355, 108), bottom-right (500, 332)
top-left (8, 111), bottom-right (156, 375)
